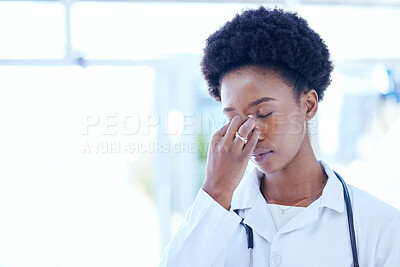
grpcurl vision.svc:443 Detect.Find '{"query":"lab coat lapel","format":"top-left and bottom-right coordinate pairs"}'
top-left (230, 166), bottom-right (277, 243)
top-left (243, 192), bottom-right (277, 244)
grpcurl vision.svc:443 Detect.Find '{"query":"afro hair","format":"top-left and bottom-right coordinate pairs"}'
top-left (200, 6), bottom-right (334, 103)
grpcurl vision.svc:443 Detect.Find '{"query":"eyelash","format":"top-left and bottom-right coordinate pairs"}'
top-left (257, 112), bottom-right (273, 119)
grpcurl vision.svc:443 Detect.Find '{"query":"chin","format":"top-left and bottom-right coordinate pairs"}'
top-left (251, 159), bottom-right (274, 175)
top-left (251, 153), bottom-right (289, 175)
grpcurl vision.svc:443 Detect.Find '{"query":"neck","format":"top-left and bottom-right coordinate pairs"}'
top-left (260, 134), bottom-right (328, 207)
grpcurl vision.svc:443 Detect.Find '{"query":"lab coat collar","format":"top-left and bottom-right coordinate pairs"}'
top-left (278, 160), bottom-right (346, 234)
top-left (230, 166), bottom-right (265, 211)
top-left (318, 160), bottom-right (346, 213)
top-left (230, 160), bottom-right (345, 214)
top-left (242, 191), bottom-right (277, 243)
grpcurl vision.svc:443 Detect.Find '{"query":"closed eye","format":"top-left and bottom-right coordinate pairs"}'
top-left (257, 112), bottom-right (273, 119)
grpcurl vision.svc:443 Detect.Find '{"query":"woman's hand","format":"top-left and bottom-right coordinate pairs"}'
top-left (202, 115), bottom-right (260, 210)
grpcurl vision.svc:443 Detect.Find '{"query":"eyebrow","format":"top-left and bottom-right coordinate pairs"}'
top-left (223, 96), bottom-right (277, 113)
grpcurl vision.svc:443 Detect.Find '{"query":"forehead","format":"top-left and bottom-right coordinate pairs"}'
top-left (220, 66), bottom-right (293, 107)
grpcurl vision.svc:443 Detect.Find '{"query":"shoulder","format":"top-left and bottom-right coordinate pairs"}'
top-left (348, 183), bottom-right (400, 227)
top-left (348, 184), bottom-right (400, 263)
top-left (320, 159), bottom-right (399, 222)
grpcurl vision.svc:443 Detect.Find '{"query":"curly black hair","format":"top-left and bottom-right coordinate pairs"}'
top-left (200, 6), bottom-right (334, 103)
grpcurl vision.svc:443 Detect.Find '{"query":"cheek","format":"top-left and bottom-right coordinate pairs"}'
top-left (286, 112), bottom-right (306, 135)
top-left (259, 112), bottom-right (305, 141)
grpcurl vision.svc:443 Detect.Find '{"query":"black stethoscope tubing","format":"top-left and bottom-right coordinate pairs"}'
top-left (236, 171), bottom-right (359, 267)
top-left (334, 170), bottom-right (359, 267)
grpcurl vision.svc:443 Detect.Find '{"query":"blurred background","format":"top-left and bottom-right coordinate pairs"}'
top-left (0, 0), bottom-right (399, 266)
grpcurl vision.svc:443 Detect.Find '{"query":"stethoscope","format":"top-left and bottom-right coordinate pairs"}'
top-left (235, 171), bottom-right (359, 267)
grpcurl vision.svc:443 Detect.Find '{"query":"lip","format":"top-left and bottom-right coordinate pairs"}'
top-left (251, 149), bottom-right (273, 164)
top-left (251, 148), bottom-right (272, 157)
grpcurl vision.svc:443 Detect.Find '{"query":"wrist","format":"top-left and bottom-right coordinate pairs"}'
top-left (202, 183), bottom-right (234, 210)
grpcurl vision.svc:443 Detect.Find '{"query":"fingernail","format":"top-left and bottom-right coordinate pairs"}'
top-left (248, 114), bottom-right (254, 119)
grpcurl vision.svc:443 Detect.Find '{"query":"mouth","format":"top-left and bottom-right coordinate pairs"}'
top-left (251, 149), bottom-right (273, 164)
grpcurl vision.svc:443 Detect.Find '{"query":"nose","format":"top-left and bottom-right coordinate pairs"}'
top-left (257, 127), bottom-right (264, 141)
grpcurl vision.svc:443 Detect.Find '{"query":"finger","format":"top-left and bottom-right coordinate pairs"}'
top-left (224, 115), bottom-right (246, 141)
top-left (214, 121), bottom-right (230, 137)
top-left (242, 128), bottom-right (260, 154)
top-left (232, 117), bottom-right (256, 149)
top-left (242, 128), bottom-right (260, 156)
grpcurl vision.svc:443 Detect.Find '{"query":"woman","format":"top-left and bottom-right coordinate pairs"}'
top-left (159, 7), bottom-right (399, 267)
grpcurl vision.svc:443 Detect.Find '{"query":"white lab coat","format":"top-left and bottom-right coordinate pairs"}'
top-left (159, 160), bottom-right (400, 267)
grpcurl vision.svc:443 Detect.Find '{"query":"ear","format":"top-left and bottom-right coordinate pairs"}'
top-left (302, 89), bottom-right (318, 121)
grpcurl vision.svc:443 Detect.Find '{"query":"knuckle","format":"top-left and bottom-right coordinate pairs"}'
top-left (209, 140), bottom-right (217, 150)
top-left (211, 135), bottom-right (218, 143)
top-left (221, 143), bottom-right (230, 153)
